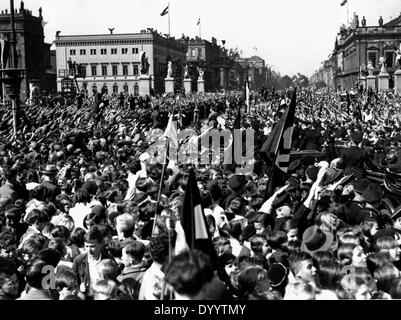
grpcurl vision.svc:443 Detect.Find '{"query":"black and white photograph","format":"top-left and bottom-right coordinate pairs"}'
top-left (1, 0), bottom-right (401, 307)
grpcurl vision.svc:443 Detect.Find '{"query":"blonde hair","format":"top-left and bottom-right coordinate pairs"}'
top-left (93, 279), bottom-right (118, 300)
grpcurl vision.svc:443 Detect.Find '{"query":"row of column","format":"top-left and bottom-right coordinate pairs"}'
top-left (138, 75), bottom-right (205, 96)
top-left (359, 69), bottom-right (401, 94)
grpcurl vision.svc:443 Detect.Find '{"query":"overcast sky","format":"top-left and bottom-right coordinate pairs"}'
top-left (16, 0), bottom-right (401, 77)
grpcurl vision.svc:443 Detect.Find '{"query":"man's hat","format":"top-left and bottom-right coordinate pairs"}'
top-left (228, 175), bottom-right (247, 190)
top-left (321, 167), bottom-right (342, 185)
top-left (352, 178), bottom-right (370, 194)
top-left (42, 164), bottom-right (58, 176)
top-left (301, 225), bottom-right (334, 255)
top-left (356, 210), bottom-right (378, 224)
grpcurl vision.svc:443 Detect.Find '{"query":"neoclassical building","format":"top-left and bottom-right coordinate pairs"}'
top-left (0, 3), bottom-right (56, 100)
top-left (333, 13), bottom-right (401, 89)
top-left (55, 29), bottom-right (186, 95)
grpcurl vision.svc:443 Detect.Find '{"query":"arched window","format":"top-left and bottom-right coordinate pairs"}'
top-left (123, 83), bottom-right (129, 93)
top-left (102, 84), bottom-right (108, 94)
top-left (134, 84), bottom-right (139, 96)
top-left (113, 84), bottom-right (119, 94)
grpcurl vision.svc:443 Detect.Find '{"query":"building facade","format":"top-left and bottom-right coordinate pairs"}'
top-left (0, 3), bottom-right (56, 100)
top-left (55, 30), bottom-right (186, 95)
top-left (310, 56), bottom-right (335, 90)
top-left (181, 36), bottom-right (224, 92)
top-left (236, 56), bottom-right (268, 91)
top-left (333, 13), bottom-right (401, 90)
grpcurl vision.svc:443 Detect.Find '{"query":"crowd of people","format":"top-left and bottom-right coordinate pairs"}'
top-left (1, 86), bottom-right (401, 300)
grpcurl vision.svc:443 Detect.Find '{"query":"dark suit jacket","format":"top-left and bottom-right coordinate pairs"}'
top-left (40, 180), bottom-right (61, 203)
top-left (337, 146), bottom-right (366, 178)
top-left (72, 251), bottom-right (114, 290)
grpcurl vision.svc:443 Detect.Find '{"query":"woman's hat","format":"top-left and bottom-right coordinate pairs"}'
top-left (301, 225), bottom-right (334, 255)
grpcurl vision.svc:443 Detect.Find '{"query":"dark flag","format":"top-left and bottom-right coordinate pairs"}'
top-left (346, 91), bottom-right (351, 109)
top-left (261, 88), bottom-right (297, 198)
top-left (160, 5), bottom-right (169, 16)
top-left (340, 0), bottom-right (347, 6)
top-left (180, 168), bottom-right (218, 266)
top-left (226, 104), bottom-right (242, 172)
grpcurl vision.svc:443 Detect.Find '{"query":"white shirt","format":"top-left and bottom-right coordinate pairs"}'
top-left (69, 203), bottom-right (91, 230)
top-left (138, 262), bottom-right (164, 300)
top-left (88, 254), bottom-right (103, 296)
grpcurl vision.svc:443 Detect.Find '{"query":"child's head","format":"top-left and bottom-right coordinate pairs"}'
top-left (93, 279), bottom-right (118, 300)
top-left (55, 267), bottom-right (78, 300)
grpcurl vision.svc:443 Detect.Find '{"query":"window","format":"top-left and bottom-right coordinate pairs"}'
top-left (102, 65), bottom-right (107, 76)
top-left (367, 51), bottom-right (377, 67)
top-left (101, 49), bottom-right (107, 55)
top-left (91, 65), bottom-right (97, 76)
top-left (122, 48), bottom-right (128, 54)
top-left (132, 48), bottom-right (139, 54)
top-left (123, 65), bottom-right (128, 76)
top-left (113, 84), bottom-right (119, 94)
top-left (70, 49), bottom-right (76, 55)
top-left (112, 65), bottom-right (118, 76)
top-left (133, 64), bottom-right (139, 76)
top-left (80, 49), bottom-right (86, 55)
top-left (385, 51), bottom-right (394, 68)
top-left (90, 49), bottom-right (96, 55)
top-left (191, 49), bottom-right (196, 57)
top-left (111, 48), bottom-right (117, 54)
top-left (123, 84), bottom-right (129, 93)
top-left (198, 48), bottom-right (202, 58)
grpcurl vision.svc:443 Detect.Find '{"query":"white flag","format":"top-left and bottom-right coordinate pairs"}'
top-left (164, 115), bottom-right (178, 149)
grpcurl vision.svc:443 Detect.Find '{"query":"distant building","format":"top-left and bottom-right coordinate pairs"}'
top-left (0, 4), bottom-right (56, 100)
top-left (54, 29), bottom-right (186, 95)
top-left (332, 13), bottom-right (401, 90)
top-left (310, 56), bottom-right (335, 90)
top-left (181, 36), bottom-right (225, 92)
top-left (236, 56), bottom-right (268, 91)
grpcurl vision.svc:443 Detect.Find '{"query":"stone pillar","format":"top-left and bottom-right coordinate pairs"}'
top-left (197, 80), bottom-right (205, 93)
top-left (359, 76), bottom-right (366, 90)
top-left (220, 67), bottom-right (225, 89)
top-left (366, 75), bottom-right (376, 91)
top-left (139, 75), bottom-right (151, 97)
top-left (395, 69), bottom-right (401, 96)
top-left (378, 72), bottom-right (390, 91)
top-left (164, 77), bottom-right (175, 93)
top-left (183, 78), bottom-right (192, 94)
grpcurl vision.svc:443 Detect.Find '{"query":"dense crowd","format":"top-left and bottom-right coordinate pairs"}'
top-left (1, 87), bottom-right (401, 300)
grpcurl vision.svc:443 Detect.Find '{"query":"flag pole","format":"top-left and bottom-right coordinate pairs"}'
top-left (199, 17), bottom-right (201, 39)
top-left (347, 0), bottom-right (349, 26)
top-left (151, 138), bottom-right (169, 237)
top-left (168, 3), bottom-right (171, 37)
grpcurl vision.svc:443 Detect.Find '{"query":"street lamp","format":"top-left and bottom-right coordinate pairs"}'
top-left (0, 0), bottom-right (26, 137)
